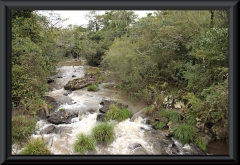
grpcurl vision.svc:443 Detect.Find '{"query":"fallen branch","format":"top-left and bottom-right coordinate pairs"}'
top-left (43, 103), bottom-right (50, 118)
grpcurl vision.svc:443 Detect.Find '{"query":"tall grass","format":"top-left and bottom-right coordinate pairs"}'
top-left (173, 124), bottom-right (197, 144)
top-left (105, 104), bottom-right (131, 122)
top-left (92, 123), bottom-right (114, 144)
top-left (73, 133), bottom-right (96, 154)
top-left (20, 138), bottom-right (51, 155)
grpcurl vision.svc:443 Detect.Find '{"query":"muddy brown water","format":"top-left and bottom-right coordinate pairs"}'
top-left (207, 140), bottom-right (229, 155)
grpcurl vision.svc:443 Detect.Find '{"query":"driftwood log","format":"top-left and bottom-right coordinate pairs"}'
top-left (43, 103), bottom-right (50, 118)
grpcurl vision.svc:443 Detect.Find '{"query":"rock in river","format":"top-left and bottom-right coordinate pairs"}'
top-left (47, 111), bottom-right (76, 124)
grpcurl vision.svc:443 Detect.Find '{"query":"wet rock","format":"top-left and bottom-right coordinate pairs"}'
top-left (144, 119), bottom-right (151, 125)
top-left (57, 75), bottom-right (63, 78)
top-left (128, 143), bottom-right (142, 150)
top-left (131, 146), bottom-right (148, 155)
top-left (87, 109), bottom-right (95, 114)
top-left (203, 134), bottom-right (213, 145)
top-left (47, 111), bottom-right (75, 124)
top-left (196, 122), bottom-right (205, 130)
top-left (37, 96), bottom-right (58, 120)
top-left (40, 125), bottom-right (55, 134)
top-left (55, 126), bottom-right (73, 135)
top-left (72, 75), bottom-right (76, 78)
top-left (96, 114), bottom-right (106, 122)
top-left (211, 124), bottom-right (228, 140)
top-left (131, 109), bottom-right (147, 122)
top-left (55, 95), bottom-right (74, 105)
top-left (165, 131), bottom-right (174, 138)
top-left (46, 77), bottom-right (55, 83)
top-left (187, 143), bottom-right (207, 155)
top-left (99, 99), bottom-right (128, 113)
top-left (63, 90), bottom-right (72, 96)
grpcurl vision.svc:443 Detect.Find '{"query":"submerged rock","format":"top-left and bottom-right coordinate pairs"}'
top-left (55, 126), bottom-right (73, 135)
top-left (40, 125), bottom-right (55, 134)
top-left (63, 90), bottom-right (72, 96)
top-left (132, 147), bottom-right (148, 155)
top-left (128, 143), bottom-right (142, 150)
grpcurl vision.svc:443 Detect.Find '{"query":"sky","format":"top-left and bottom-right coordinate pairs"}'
top-left (38, 10), bottom-right (154, 28)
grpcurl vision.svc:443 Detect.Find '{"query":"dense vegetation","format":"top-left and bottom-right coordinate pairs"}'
top-left (12, 10), bottom-right (228, 152)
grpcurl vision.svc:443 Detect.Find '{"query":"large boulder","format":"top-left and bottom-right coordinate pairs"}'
top-left (99, 99), bottom-right (128, 113)
top-left (64, 76), bottom-right (96, 91)
top-left (47, 111), bottom-right (76, 124)
top-left (37, 96), bottom-right (59, 120)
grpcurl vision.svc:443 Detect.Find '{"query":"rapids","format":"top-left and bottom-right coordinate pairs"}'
top-left (12, 62), bottom-right (209, 155)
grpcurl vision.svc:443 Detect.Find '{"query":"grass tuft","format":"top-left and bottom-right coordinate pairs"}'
top-left (20, 138), bottom-right (51, 155)
top-left (73, 133), bottom-right (96, 154)
top-left (92, 123), bottom-right (114, 144)
top-left (105, 104), bottom-right (131, 122)
top-left (87, 84), bottom-right (100, 91)
top-left (173, 124), bottom-right (197, 144)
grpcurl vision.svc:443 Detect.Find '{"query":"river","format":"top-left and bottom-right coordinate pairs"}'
top-left (12, 60), bottom-right (227, 155)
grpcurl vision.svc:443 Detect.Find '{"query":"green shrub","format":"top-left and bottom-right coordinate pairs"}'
top-left (173, 124), bottom-right (197, 144)
top-left (12, 115), bottom-right (37, 142)
top-left (87, 84), bottom-right (100, 91)
top-left (73, 133), bottom-right (96, 154)
top-left (105, 104), bottom-right (131, 122)
top-left (195, 136), bottom-right (207, 152)
top-left (92, 123), bottom-right (114, 144)
top-left (160, 109), bottom-right (181, 123)
top-left (20, 138), bottom-right (51, 155)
